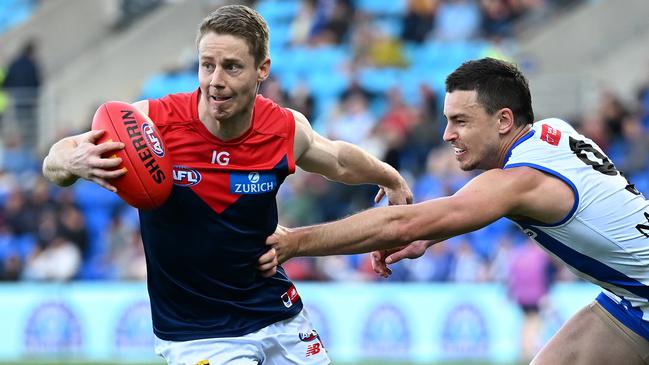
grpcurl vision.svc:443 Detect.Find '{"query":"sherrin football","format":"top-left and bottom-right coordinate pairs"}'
top-left (91, 101), bottom-right (172, 209)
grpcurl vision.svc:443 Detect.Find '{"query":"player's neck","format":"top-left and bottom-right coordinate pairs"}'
top-left (199, 102), bottom-right (254, 141)
top-left (497, 124), bottom-right (532, 168)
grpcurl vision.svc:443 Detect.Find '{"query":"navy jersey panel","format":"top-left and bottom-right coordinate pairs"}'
top-left (143, 91), bottom-right (302, 340)
top-left (140, 157), bottom-right (301, 340)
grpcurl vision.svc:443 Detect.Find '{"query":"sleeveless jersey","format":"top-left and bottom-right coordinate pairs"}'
top-left (142, 90), bottom-right (303, 341)
top-left (504, 118), bottom-right (649, 337)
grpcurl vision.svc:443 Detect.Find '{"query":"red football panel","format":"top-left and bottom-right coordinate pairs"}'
top-left (105, 102), bottom-right (157, 208)
top-left (92, 102), bottom-right (163, 209)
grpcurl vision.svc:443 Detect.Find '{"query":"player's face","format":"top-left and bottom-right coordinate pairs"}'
top-left (443, 90), bottom-right (501, 170)
top-left (197, 32), bottom-right (269, 124)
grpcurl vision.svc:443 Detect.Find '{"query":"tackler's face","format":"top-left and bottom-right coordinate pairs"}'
top-left (197, 32), bottom-right (269, 124)
top-left (442, 90), bottom-right (502, 171)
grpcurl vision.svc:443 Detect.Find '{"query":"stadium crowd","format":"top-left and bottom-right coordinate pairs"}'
top-left (1, 0), bottom-right (648, 297)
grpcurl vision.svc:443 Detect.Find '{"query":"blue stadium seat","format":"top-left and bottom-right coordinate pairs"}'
top-left (307, 46), bottom-right (348, 73)
top-left (468, 218), bottom-right (514, 259)
top-left (0, 0), bottom-right (35, 34)
top-left (413, 174), bottom-right (443, 202)
top-left (73, 181), bottom-right (122, 262)
top-left (306, 71), bottom-right (349, 100)
top-left (355, 0), bottom-right (406, 16)
top-left (269, 23), bottom-right (292, 49)
top-left (373, 17), bottom-right (404, 38)
top-left (358, 67), bottom-right (401, 93)
top-left (255, 0), bottom-right (300, 26)
top-left (0, 233), bottom-right (14, 262)
top-left (140, 71), bottom-right (197, 100)
top-left (14, 233), bottom-right (36, 260)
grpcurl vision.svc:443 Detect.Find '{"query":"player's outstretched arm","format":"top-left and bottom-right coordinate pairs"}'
top-left (266, 168), bottom-right (540, 263)
top-left (290, 109), bottom-right (413, 205)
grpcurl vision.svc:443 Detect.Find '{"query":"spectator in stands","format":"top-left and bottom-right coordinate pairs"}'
top-left (0, 67), bottom-right (9, 124)
top-left (636, 62), bottom-right (649, 128)
top-left (434, 0), bottom-right (481, 41)
top-left (449, 239), bottom-right (487, 282)
top-left (57, 204), bottom-right (89, 260)
top-left (598, 90), bottom-right (628, 142)
top-left (1, 132), bottom-right (37, 177)
top-left (401, 0), bottom-right (437, 44)
top-left (287, 80), bottom-right (315, 121)
top-left (310, 0), bottom-right (355, 45)
top-left (404, 84), bottom-right (444, 174)
top-left (23, 210), bottom-right (81, 281)
top-left (2, 187), bottom-right (35, 236)
top-left (508, 240), bottom-right (551, 362)
top-left (576, 113), bottom-right (609, 152)
top-left (617, 113), bottom-right (649, 176)
top-left (340, 75), bottom-right (378, 105)
top-left (290, 0), bottom-right (317, 46)
top-left (111, 228), bottom-right (147, 280)
top-left (486, 233), bottom-right (514, 282)
top-left (258, 76), bottom-right (290, 107)
top-left (403, 240), bottom-right (454, 281)
top-left (22, 234), bottom-right (81, 281)
top-left (479, 0), bottom-right (515, 38)
top-left (351, 13), bottom-right (408, 68)
top-left (376, 87), bottom-right (419, 170)
top-left (326, 93), bottom-right (378, 148)
top-left (0, 219), bottom-right (22, 281)
top-left (2, 40), bottom-right (42, 143)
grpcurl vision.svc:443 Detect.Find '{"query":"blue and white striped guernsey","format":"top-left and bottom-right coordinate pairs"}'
top-left (504, 118), bottom-right (649, 339)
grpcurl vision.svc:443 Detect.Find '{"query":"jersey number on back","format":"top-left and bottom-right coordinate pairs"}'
top-left (568, 137), bottom-right (641, 196)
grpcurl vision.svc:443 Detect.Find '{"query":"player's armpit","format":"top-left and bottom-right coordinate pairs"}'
top-left (500, 166), bottom-right (575, 225)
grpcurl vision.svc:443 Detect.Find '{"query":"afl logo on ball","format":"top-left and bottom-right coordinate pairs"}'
top-left (141, 122), bottom-right (165, 157)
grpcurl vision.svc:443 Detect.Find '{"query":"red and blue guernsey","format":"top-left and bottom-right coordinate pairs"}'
top-left (143, 89), bottom-right (302, 341)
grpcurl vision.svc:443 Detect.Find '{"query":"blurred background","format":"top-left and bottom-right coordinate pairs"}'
top-left (1, 0), bottom-right (649, 364)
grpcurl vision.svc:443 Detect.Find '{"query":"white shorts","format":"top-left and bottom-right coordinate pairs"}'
top-left (154, 309), bottom-right (330, 365)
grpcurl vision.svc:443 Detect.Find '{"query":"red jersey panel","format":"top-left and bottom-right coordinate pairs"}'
top-left (148, 90), bottom-right (295, 213)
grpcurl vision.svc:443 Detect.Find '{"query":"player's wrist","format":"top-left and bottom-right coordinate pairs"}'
top-left (383, 162), bottom-right (405, 188)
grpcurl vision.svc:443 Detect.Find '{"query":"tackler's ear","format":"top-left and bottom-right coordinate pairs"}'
top-left (497, 108), bottom-right (515, 135)
top-left (257, 57), bottom-right (270, 83)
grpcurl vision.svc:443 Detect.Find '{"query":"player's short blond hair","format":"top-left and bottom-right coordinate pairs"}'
top-left (196, 5), bottom-right (269, 67)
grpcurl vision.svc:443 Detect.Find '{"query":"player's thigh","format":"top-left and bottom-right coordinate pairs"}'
top-left (262, 309), bottom-right (330, 365)
top-left (155, 335), bottom-right (262, 365)
top-left (532, 302), bottom-right (646, 365)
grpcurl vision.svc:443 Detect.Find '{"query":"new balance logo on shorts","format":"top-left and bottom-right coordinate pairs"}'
top-left (305, 343), bottom-right (321, 357)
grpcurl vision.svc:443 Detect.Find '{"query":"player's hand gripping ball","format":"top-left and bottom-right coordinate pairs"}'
top-left (91, 101), bottom-right (172, 209)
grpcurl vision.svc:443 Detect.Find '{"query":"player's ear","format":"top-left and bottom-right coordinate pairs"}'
top-left (257, 57), bottom-right (270, 83)
top-left (497, 108), bottom-right (515, 134)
